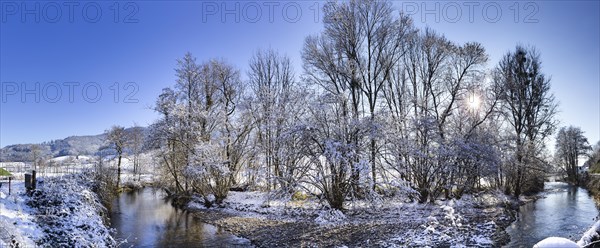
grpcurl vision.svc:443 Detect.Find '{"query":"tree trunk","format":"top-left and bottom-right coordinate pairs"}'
top-left (117, 154), bottom-right (122, 189)
top-left (371, 138), bottom-right (377, 190)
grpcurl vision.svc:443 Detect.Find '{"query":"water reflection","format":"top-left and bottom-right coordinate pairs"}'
top-left (110, 188), bottom-right (252, 247)
top-left (505, 182), bottom-right (600, 247)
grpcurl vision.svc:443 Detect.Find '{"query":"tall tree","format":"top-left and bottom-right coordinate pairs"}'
top-left (152, 53), bottom-right (247, 206)
top-left (303, 0), bottom-right (413, 194)
top-left (248, 48), bottom-right (305, 191)
top-left (555, 126), bottom-right (591, 183)
top-left (494, 45), bottom-right (558, 196)
top-left (106, 125), bottom-right (126, 189)
top-left (29, 144), bottom-right (42, 172)
top-left (129, 124), bottom-right (145, 180)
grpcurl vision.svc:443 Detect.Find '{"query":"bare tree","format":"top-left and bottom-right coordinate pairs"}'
top-left (152, 53), bottom-right (247, 206)
top-left (303, 0), bottom-right (413, 195)
top-left (30, 144), bottom-right (42, 172)
top-left (248, 48), bottom-right (307, 192)
top-left (106, 126), bottom-right (126, 189)
top-left (152, 87), bottom-right (186, 193)
top-left (129, 124), bottom-right (144, 180)
top-left (494, 45), bottom-right (558, 196)
top-left (383, 27), bottom-right (489, 202)
top-left (555, 126), bottom-right (591, 183)
top-left (297, 95), bottom-right (370, 210)
top-left (584, 141), bottom-right (600, 173)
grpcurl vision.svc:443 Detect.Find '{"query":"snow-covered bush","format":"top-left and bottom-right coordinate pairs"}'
top-left (89, 160), bottom-right (118, 210)
top-left (186, 143), bottom-right (232, 207)
top-left (28, 174), bottom-right (116, 247)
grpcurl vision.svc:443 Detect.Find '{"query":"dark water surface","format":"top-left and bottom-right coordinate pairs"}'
top-left (110, 187), bottom-right (252, 247)
top-left (505, 182), bottom-right (599, 247)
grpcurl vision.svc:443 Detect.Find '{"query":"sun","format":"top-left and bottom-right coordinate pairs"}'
top-left (467, 94), bottom-right (481, 111)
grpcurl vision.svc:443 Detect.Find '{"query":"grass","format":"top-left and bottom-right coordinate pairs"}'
top-left (590, 161), bottom-right (600, 174)
top-left (0, 168), bottom-right (12, 177)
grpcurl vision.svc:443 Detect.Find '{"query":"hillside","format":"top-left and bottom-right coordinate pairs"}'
top-left (0, 127), bottom-right (148, 162)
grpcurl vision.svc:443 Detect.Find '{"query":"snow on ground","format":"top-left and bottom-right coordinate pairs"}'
top-left (49, 155), bottom-right (93, 163)
top-left (578, 219), bottom-right (600, 247)
top-left (28, 174), bottom-right (116, 247)
top-left (535, 237), bottom-right (580, 248)
top-left (0, 182), bottom-right (42, 247)
top-left (0, 174), bottom-right (117, 247)
top-left (188, 189), bottom-right (514, 247)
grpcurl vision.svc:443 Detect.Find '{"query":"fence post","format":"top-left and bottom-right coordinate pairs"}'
top-left (32, 170), bottom-right (36, 190)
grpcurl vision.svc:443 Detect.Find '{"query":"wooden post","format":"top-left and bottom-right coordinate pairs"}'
top-left (32, 170), bottom-right (36, 190)
top-left (8, 177), bottom-right (11, 195)
top-left (25, 173), bottom-right (31, 190)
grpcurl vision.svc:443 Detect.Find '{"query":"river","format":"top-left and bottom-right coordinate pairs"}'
top-left (505, 182), bottom-right (600, 247)
top-left (109, 187), bottom-right (253, 247)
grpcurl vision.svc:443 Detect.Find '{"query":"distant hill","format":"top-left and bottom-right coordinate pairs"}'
top-left (0, 127), bottom-right (149, 162)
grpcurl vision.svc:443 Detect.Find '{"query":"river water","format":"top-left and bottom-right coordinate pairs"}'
top-left (109, 187), bottom-right (253, 247)
top-left (505, 182), bottom-right (600, 247)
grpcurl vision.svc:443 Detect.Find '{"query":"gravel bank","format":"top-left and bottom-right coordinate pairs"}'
top-left (187, 192), bottom-right (517, 247)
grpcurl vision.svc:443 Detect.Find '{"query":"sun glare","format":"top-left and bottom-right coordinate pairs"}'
top-left (468, 94), bottom-right (481, 111)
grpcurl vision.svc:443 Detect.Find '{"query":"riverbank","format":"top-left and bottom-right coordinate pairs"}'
top-left (0, 173), bottom-right (116, 247)
top-left (580, 175), bottom-right (600, 247)
top-left (587, 174), bottom-right (600, 200)
top-left (186, 191), bottom-right (517, 247)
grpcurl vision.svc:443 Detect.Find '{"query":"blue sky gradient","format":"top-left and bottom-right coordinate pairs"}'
top-left (1, 1), bottom-right (598, 150)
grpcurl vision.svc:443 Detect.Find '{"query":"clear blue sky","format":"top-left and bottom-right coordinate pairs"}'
top-left (1, 1), bottom-right (599, 150)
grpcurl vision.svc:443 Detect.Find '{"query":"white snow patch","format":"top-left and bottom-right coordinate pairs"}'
top-left (0, 182), bottom-right (43, 246)
top-left (469, 234), bottom-right (493, 245)
top-left (577, 220), bottom-right (600, 247)
top-left (534, 237), bottom-right (580, 248)
top-left (315, 209), bottom-right (346, 225)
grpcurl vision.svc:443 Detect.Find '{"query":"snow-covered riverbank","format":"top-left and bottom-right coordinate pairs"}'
top-left (0, 174), bottom-right (116, 247)
top-left (186, 190), bottom-right (517, 247)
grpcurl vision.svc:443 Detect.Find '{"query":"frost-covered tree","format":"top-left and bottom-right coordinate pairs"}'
top-left (494, 45), bottom-right (558, 196)
top-left (384, 27), bottom-right (489, 202)
top-left (151, 53), bottom-right (247, 206)
top-left (303, 0), bottom-right (413, 195)
top-left (295, 95), bottom-right (370, 210)
top-left (186, 59), bottom-right (248, 205)
top-left (555, 126), bottom-right (591, 183)
top-left (105, 125), bottom-right (126, 189)
top-left (247, 48), bottom-right (307, 192)
top-left (128, 124), bottom-right (144, 179)
top-left (151, 87), bottom-right (187, 193)
top-left (322, 0), bottom-right (412, 190)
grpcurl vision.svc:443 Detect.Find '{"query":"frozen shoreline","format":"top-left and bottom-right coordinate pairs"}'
top-left (186, 191), bottom-right (517, 247)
